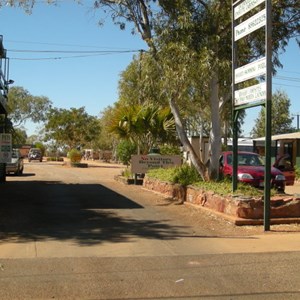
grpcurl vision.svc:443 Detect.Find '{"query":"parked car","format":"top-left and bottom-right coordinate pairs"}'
top-left (273, 154), bottom-right (295, 186)
top-left (6, 149), bottom-right (24, 175)
top-left (28, 148), bottom-right (43, 162)
top-left (220, 151), bottom-right (286, 191)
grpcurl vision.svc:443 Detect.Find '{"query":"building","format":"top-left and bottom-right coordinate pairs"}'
top-left (254, 132), bottom-right (300, 168)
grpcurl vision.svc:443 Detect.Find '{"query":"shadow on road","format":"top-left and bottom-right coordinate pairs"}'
top-left (0, 180), bottom-right (188, 245)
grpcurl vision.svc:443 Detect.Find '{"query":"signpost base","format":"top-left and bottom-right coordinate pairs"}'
top-left (0, 163), bottom-right (6, 182)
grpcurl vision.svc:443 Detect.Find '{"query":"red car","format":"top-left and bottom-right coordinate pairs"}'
top-left (220, 151), bottom-right (286, 191)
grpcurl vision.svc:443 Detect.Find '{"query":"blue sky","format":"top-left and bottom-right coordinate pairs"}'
top-left (0, 1), bottom-right (146, 134)
top-left (0, 1), bottom-right (299, 137)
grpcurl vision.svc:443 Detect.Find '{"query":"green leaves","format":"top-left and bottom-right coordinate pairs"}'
top-left (44, 107), bottom-right (101, 150)
top-left (7, 86), bottom-right (52, 127)
top-left (108, 103), bottom-right (176, 154)
top-left (251, 90), bottom-right (295, 138)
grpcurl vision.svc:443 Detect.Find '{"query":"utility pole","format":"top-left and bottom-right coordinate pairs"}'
top-left (292, 113), bottom-right (300, 130)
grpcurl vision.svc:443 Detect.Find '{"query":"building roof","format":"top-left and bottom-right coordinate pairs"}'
top-left (254, 132), bottom-right (300, 141)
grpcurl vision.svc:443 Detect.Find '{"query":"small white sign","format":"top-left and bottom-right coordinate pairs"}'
top-left (235, 57), bottom-right (266, 84)
top-left (0, 133), bottom-right (12, 163)
top-left (234, 0), bottom-right (265, 20)
top-left (234, 8), bottom-right (266, 41)
top-left (131, 155), bottom-right (181, 174)
top-left (235, 82), bottom-right (266, 106)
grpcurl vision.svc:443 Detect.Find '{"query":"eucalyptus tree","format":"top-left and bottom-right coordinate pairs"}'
top-left (251, 90), bottom-right (294, 138)
top-left (91, 0), bottom-right (299, 180)
top-left (44, 107), bottom-right (101, 150)
top-left (4, 0), bottom-right (299, 181)
top-left (7, 86), bottom-right (52, 128)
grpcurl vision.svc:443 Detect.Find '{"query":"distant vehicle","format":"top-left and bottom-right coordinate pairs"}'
top-left (6, 149), bottom-right (24, 175)
top-left (273, 154), bottom-right (295, 186)
top-left (28, 148), bottom-right (43, 162)
top-left (220, 151), bottom-right (286, 192)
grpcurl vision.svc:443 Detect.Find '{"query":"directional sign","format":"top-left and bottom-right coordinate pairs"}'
top-left (234, 8), bottom-right (266, 41)
top-left (0, 133), bottom-right (12, 163)
top-left (235, 82), bottom-right (266, 106)
top-left (131, 155), bottom-right (181, 174)
top-left (234, 0), bottom-right (265, 20)
top-left (235, 57), bottom-right (266, 84)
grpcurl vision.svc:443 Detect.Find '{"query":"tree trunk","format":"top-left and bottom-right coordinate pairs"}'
top-left (208, 73), bottom-right (222, 180)
top-left (169, 97), bottom-right (207, 181)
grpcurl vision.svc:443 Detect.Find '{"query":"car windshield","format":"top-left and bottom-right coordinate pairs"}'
top-left (227, 153), bottom-right (264, 166)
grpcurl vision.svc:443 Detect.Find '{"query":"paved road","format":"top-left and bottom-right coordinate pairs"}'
top-left (0, 160), bottom-right (300, 299)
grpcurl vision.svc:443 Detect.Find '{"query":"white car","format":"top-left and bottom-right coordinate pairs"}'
top-left (6, 149), bottom-right (24, 175)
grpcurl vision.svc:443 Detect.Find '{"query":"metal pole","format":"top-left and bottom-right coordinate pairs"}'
top-left (232, 0), bottom-right (238, 192)
top-left (264, 0), bottom-right (272, 231)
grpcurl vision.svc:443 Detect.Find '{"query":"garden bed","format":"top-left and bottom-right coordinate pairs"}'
top-left (143, 176), bottom-right (300, 225)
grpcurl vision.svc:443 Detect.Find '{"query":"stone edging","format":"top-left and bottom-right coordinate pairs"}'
top-left (143, 176), bottom-right (300, 225)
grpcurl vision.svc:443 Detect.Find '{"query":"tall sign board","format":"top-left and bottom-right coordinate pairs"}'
top-left (0, 133), bottom-right (12, 163)
top-left (232, 0), bottom-right (272, 230)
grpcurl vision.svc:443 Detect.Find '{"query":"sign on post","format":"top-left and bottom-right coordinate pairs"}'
top-left (235, 82), bottom-right (266, 106)
top-left (232, 0), bottom-right (272, 231)
top-left (0, 133), bottom-right (12, 163)
top-left (131, 155), bottom-right (181, 174)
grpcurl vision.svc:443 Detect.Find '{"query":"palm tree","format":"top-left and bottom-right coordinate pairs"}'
top-left (108, 103), bottom-right (176, 154)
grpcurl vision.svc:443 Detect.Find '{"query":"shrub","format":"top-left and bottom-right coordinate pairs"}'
top-left (147, 164), bottom-right (202, 187)
top-left (147, 165), bottom-right (270, 197)
top-left (172, 164), bottom-right (202, 186)
top-left (67, 149), bottom-right (82, 163)
top-left (159, 144), bottom-right (181, 155)
top-left (116, 140), bottom-right (137, 165)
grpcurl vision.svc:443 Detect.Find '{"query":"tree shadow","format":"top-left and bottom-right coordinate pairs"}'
top-left (0, 180), bottom-right (189, 245)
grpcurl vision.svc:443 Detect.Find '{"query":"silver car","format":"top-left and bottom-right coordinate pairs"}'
top-left (6, 149), bottom-right (24, 175)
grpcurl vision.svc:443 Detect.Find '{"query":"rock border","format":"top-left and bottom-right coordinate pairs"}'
top-left (143, 176), bottom-right (300, 226)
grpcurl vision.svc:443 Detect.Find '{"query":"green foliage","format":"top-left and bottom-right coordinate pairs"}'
top-left (147, 166), bottom-right (274, 197)
top-left (44, 107), bottom-right (101, 150)
top-left (193, 181), bottom-right (268, 197)
top-left (147, 164), bottom-right (202, 187)
top-left (159, 144), bottom-right (181, 155)
top-left (12, 127), bottom-right (27, 146)
top-left (34, 142), bottom-right (46, 156)
top-left (97, 107), bottom-right (117, 151)
top-left (116, 140), bottom-right (137, 165)
top-left (172, 164), bottom-right (203, 186)
top-left (251, 90), bottom-right (294, 138)
top-left (108, 103), bottom-right (176, 154)
top-left (7, 86), bottom-right (52, 127)
top-left (67, 149), bottom-right (82, 163)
